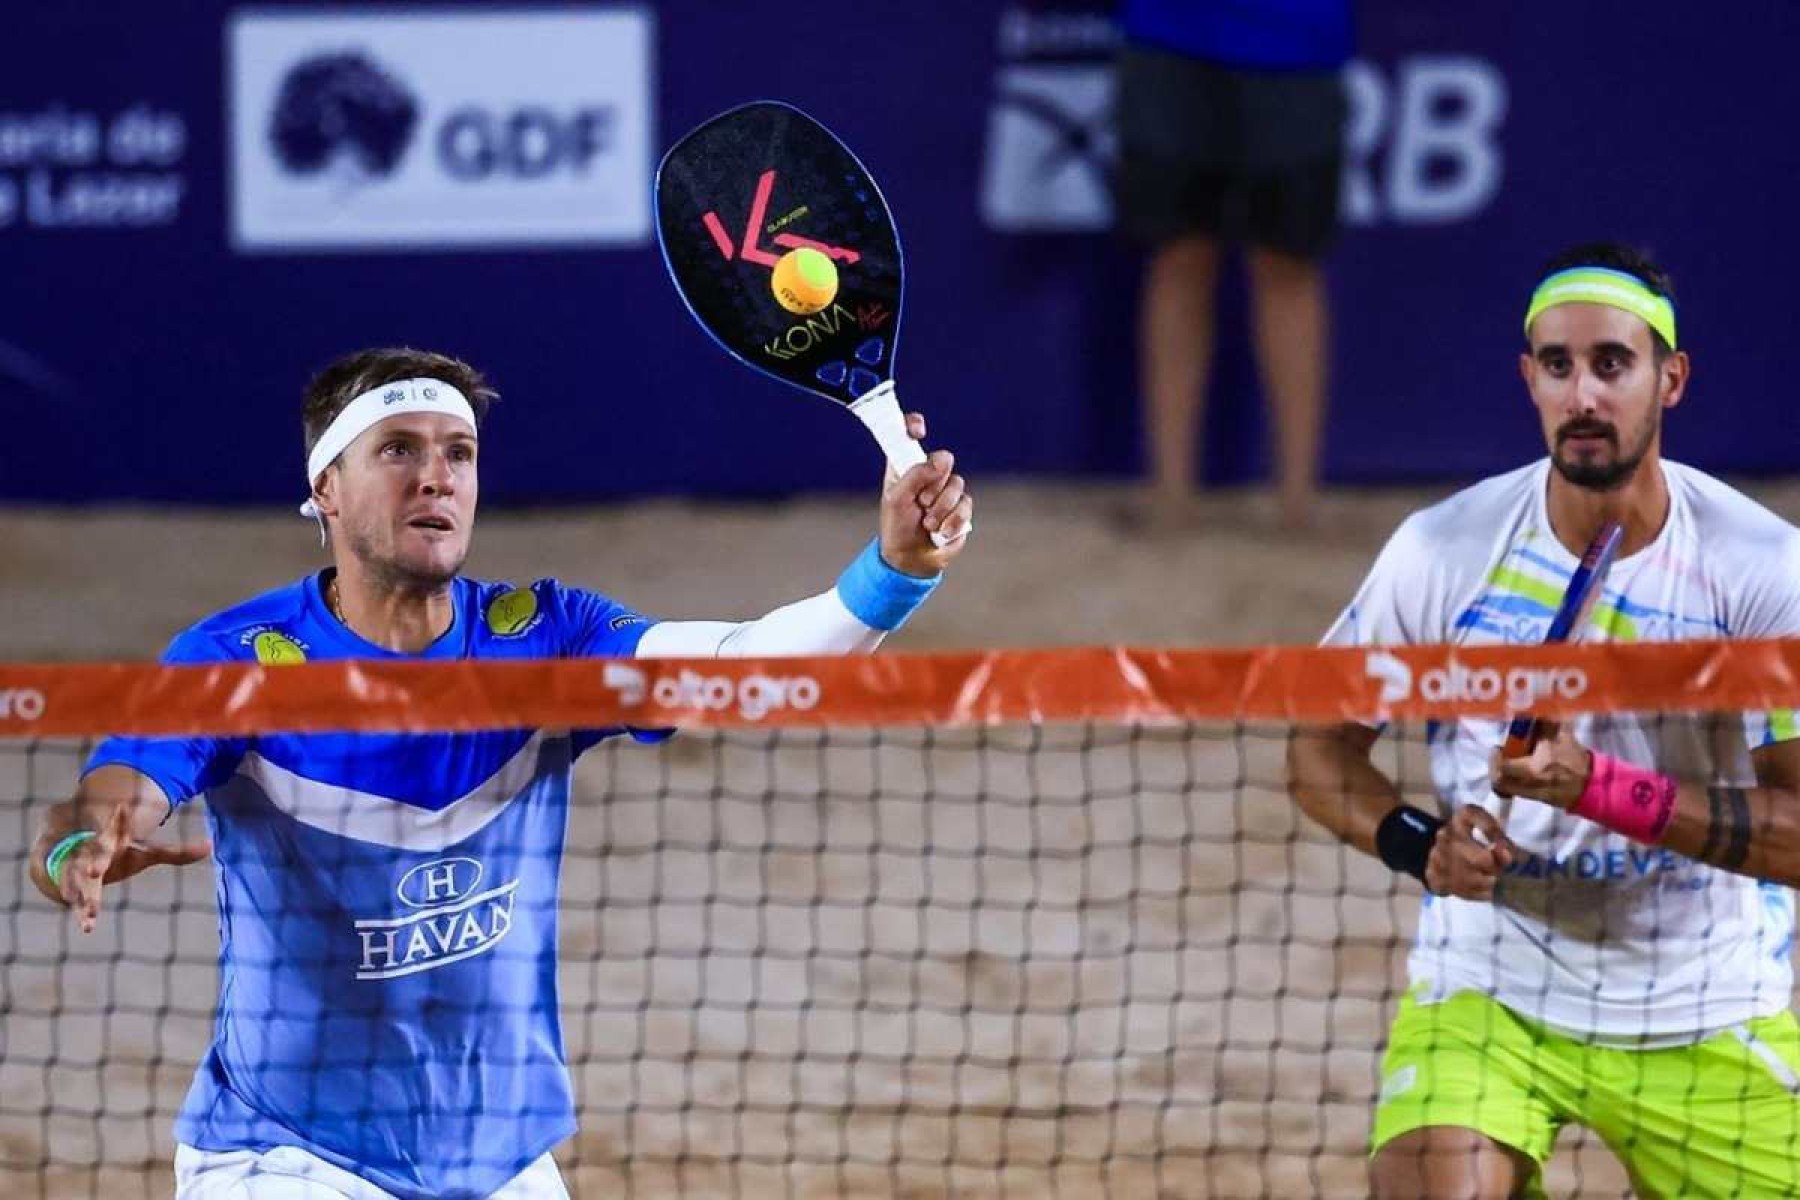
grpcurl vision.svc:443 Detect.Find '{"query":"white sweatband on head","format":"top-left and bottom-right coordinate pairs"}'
top-left (298, 378), bottom-right (478, 519)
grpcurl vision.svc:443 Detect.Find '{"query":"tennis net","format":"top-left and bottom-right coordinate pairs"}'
top-left (4, 642), bottom-right (1798, 1198)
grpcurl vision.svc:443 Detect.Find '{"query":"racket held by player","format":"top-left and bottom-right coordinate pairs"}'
top-left (1500, 518), bottom-right (1626, 757)
top-left (655, 100), bottom-right (966, 546)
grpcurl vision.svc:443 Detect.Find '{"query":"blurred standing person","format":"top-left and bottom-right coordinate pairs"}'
top-left (1115, 0), bottom-right (1352, 532)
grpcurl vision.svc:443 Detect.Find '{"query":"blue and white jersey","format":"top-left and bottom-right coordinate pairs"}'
top-left (86, 572), bottom-right (660, 1200)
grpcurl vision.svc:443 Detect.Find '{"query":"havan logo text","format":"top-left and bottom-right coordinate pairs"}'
top-left (354, 856), bottom-right (516, 981)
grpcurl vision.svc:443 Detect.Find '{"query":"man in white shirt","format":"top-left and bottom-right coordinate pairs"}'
top-left (1289, 243), bottom-right (1800, 1198)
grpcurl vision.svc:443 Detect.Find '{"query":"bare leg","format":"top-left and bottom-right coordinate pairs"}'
top-left (1246, 245), bottom-right (1328, 531)
top-left (1371, 1126), bottom-right (1537, 1200)
top-left (1139, 234), bottom-right (1222, 520)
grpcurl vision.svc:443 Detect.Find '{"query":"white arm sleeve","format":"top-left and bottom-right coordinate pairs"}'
top-left (635, 588), bottom-right (885, 659)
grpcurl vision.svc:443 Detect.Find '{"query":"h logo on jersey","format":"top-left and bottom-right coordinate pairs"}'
top-left (353, 856), bottom-right (517, 981)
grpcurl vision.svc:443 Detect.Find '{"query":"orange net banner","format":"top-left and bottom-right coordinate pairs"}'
top-left (4, 639), bottom-right (1799, 737)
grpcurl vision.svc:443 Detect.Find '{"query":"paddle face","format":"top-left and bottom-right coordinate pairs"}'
top-left (655, 101), bottom-right (904, 407)
top-left (1501, 519), bottom-right (1626, 756)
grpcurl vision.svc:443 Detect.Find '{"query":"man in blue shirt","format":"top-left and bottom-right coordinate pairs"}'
top-left (27, 346), bottom-right (973, 1200)
top-left (1116, 0), bottom-right (1352, 533)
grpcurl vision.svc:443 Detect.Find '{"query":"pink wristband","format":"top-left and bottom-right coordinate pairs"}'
top-left (1570, 751), bottom-right (1678, 843)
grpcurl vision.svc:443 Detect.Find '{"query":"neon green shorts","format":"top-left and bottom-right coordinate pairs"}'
top-left (1372, 989), bottom-right (1800, 1198)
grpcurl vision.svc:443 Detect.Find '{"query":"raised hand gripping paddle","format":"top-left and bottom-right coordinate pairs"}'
top-left (1501, 519), bottom-right (1626, 757)
top-left (655, 100), bottom-right (965, 544)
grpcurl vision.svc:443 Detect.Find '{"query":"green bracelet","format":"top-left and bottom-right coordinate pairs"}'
top-left (45, 830), bottom-right (97, 888)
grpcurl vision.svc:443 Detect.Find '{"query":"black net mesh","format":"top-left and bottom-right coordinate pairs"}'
top-left (7, 713), bottom-right (1789, 1197)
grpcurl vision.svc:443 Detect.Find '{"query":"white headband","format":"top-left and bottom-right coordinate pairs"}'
top-left (298, 377), bottom-right (478, 520)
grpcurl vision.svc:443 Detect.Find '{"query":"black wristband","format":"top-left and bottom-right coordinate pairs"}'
top-left (1376, 805), bottom-right (1444, 883)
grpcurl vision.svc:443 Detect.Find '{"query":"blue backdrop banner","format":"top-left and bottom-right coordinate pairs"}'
top-left (4, 2), bottom-right (1797, 503)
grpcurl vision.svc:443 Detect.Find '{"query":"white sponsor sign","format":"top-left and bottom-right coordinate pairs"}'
top-left (981, 65), bottom-right (1115, 232)
top-left (228, 7), bottom-right (653, 250)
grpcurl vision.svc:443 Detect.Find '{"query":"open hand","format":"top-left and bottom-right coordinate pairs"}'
top-left (34, 800), bottom-right (210, 933)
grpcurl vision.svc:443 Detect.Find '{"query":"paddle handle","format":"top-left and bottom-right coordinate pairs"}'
top-left (850, 381), bottom-right (970, 548)
top-left (1501, 717), bottom-right (1540, 759)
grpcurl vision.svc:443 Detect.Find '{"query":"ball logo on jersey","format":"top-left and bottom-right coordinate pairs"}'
top-left (353, 857), bottom-right (518, 981)
top-left (486, 589), bottom-right (540, 637)
top-left (251, 630), bottom-right (308, 664)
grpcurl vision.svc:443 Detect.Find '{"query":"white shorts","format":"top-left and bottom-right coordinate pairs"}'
top-left (173, 1144), bottom-right (568, 1200)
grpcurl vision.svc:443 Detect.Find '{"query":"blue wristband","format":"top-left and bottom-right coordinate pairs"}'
top-left (835, 538), bottom-right (940, 631)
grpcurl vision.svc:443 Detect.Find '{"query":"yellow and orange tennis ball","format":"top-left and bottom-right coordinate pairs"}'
top-left (771, 247), bottom-right (839, 315)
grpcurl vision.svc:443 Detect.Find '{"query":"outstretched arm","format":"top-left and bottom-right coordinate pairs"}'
top-left (638, 411), bottom-right (970, 659)
top-left (27, 765), bottom-right (208, 932)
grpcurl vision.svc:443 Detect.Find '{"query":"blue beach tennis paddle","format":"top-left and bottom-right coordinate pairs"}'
top-left (1501, 519), bottom-right (1626, 757)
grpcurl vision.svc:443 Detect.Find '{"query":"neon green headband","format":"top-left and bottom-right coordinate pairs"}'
top-left (1524, 266), bottom-right (1677, 350)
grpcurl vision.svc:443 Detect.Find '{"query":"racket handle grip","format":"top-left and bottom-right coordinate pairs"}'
top-left (850, 380), bottom-right (925, 470)
top-left (1500, 717), bottom-right (1538, 759)
top-left (849, 381), bottom-right (970, 549)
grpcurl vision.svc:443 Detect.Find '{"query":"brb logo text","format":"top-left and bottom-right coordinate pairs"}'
top-left (1342, 57), bottom-right (1508, 226)
top-left (230, 9), bottom-right (652, 249)
top-left (979, 7), bottom-right (1508, 231)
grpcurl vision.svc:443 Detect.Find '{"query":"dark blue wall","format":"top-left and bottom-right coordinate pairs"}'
top-left (4, 2), bottom-right (1797, 504)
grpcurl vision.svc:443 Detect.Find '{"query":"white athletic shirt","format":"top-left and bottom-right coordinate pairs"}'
top-left (1325, 458), bottom-right (1800, 1042)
